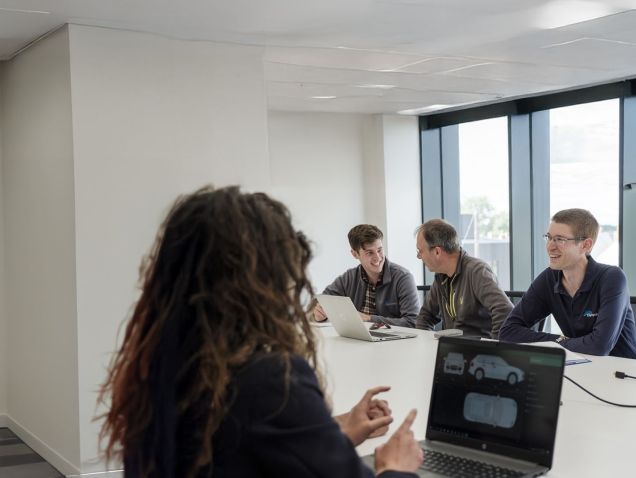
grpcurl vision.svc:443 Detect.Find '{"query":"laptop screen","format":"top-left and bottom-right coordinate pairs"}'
top-left (426, 337), bottom-right (565, 468)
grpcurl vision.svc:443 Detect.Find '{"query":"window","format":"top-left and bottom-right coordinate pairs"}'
top-left (421, 81), bottom-right (635, 297)
top-left (458, 117), bottom-right (510, 289)
top-left (549, 99), bottom-right (620, 266)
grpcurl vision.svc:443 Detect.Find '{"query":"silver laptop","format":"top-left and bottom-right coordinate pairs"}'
top-left (316, 294), bottom-right (417, 342)
top-left (415, 337), bottom-right (565, 477)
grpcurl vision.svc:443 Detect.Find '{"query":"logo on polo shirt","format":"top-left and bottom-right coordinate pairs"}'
top-left (582, 309), bottom-right (598, 319)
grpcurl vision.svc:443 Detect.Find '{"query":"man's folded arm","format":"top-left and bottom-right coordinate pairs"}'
top-left (498, 282), bottom-right (557, 343)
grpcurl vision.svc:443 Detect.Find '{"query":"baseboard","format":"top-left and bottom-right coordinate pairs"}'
top-left (66, 470), bottom-right (123, 478)
top-left (70, 458), bottom-right (124, 478)
top-left (2, 413), bottom-right (124, 477)
top-left (6, 414), bottom-right (80, 476)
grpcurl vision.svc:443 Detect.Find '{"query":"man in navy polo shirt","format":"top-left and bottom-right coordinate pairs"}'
top-left (499, 208), bottom-right (636, 359)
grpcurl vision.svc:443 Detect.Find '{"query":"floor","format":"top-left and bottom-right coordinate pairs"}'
top-left (0, 428), bottom-right (63, 478)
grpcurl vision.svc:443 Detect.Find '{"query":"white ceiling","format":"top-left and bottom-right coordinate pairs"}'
top-left (2, 0), bottom-right (636, 115)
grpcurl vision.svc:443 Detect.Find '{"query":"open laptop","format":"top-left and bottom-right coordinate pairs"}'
top-left (316, 294), bottom-right (417, 342)
top-left (416, 336), bottom-right (565, 477)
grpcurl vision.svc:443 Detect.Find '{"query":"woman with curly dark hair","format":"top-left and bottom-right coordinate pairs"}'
top-left (98, 185), bottom-right (422, 477)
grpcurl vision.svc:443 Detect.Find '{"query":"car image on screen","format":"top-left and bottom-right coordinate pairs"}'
top-left (463, 392), bottom-right (518, 428)
top-left (468, 355), bottom-right (525, 385)
top-left (443, 352), bottom-right (465, 375)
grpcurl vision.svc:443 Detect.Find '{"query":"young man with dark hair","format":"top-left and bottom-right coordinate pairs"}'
top-left (415, 219), bottom-right (513, 338)
top-left (314, 224), bottom-right (420, 327)
top-left (499, 209), bottom-right (636, 358)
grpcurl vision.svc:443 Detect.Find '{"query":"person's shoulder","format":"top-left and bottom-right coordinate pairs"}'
top-left (590, 257), bottom-right (623, 274)
top-left (237, 353), bottom-right (313, 386)
top-left (591, 260), bottom-right (627, 285)
top-left (334, 265), bottom-right (362, 281)
top-left (232, 354), bottom-right (321, 419)
top-left (523, 268), bottom-right (559, 296)
top-left (322, 266), bottom-right (362, 294)
top-left (462, 253), bottom-right (495, 276)
top-left (461, 251), bottom-right (486, 267)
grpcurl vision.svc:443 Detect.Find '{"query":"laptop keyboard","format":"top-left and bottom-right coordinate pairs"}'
top-left (369, 331), bottom-right (398, 338)
top-left (420, 449), bottom-right (526, 478)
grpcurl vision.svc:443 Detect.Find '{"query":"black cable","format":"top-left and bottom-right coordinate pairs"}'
top-left (563, 375), bottom-right (636, 408)
top-left (615, 371), bottom-right (636, 380)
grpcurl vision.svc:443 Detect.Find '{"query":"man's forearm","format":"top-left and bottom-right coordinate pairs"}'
top-left (415, 312), bottom-right (438, 330)
top-left (498, 317), bottom-right (557, 342)
top-left (371, 315), bottom-right (414, 327)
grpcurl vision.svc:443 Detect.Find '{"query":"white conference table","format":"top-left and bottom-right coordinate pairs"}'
top-left (315, 325), bottom-right (636, 478)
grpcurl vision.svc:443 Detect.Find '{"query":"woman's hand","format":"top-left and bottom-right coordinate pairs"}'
top-left (374, 409), bottom-right (423, 474)
top-left (334, 386), bottom-right (393, 446)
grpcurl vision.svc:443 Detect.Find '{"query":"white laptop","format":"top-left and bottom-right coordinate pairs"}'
top-left (316, 294), bottom-right (417, 342)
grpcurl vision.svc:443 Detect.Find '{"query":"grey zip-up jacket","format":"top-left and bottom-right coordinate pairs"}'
top-left (416, 249), bottom-right (512, 338)
top-left (322, 259), bottom-right (420, 327)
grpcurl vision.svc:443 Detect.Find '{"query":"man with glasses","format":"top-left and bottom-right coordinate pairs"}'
top-left (313, 224), bottom-right (420, 327)
top-left (499, 208), bottom-right (636, 358)
top-left (415, 219), bottom-right (512, 338)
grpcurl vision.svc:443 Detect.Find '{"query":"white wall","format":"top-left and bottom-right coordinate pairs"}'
top-left (268, 111), bottom-right (368, 291)
top-left (361, 116), bottom-right (388, 236)
top-left (382, 115), bottom-right (423, 285)
top-left (67, 25), bottom-right (270, 472)
top-left (1, 26), bottom-right (80, 468)
top-left (268, 111), bottom-right (423, 291)
top-left (0, 23), bottom-right (423, 476)
top-left (0, 61), bottom-right (6, 417)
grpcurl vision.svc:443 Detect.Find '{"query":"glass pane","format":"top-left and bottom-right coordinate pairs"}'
top-left (548, 99), bottom-right (620, 335)
top-left (549, 99), bottom-right (619, 266)
top-left (458, 117), bottom-right (510, 289)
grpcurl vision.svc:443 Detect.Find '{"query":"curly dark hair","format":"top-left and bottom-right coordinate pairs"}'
top-left (98, 185), bottom-right (317, 477)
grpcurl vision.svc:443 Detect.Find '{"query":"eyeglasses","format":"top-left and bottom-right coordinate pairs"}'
top-left (543, 233), bottom-right (585, 246)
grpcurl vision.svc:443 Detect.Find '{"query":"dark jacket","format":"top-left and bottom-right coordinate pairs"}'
top-left (323, 259), bottom-right (420, 327)
top-left (499, 256), bottom-right (636, 359)
top-left (416, 249), bottom-right (512, 338)
top-left (209, 355), bottom-right (417, 477)
top-left (125, 353), bottom-right (418, 478)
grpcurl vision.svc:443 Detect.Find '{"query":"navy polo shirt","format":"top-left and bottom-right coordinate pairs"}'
top-left (500, 256), bottom-right (636, 359)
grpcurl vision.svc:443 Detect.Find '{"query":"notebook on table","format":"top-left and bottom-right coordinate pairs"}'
top-left (315, 294), bottom-right (417, 342)
top-left (417, 337), bottom-right (565, 477)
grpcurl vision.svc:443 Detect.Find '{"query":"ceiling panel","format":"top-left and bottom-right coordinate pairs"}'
top-left (1, 0), bottom-right (636, 113)
top-left (533, 38), bottom-right (636, 70)
top-left (264, 46), bottom-right (431, 72)
top-left (441, 61), bottom-right (617, 86)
